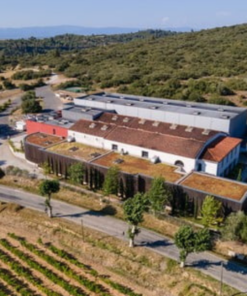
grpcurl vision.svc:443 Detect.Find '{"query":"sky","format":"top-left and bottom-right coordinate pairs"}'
top-left (1, 0), bottom-right (247, 30)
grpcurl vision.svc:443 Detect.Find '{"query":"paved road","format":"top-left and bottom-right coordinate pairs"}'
top-left (36, 85), bottom-right (63, 112)
top-left (0, 185), bottom-right (246, 293)
top-left (0, 81), bottom-right (63, 170)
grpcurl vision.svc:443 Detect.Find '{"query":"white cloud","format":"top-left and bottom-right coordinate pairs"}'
top-left (216, 11), bottom-right (231, 17)
top-left (161, 17), bottom-right (170, 24)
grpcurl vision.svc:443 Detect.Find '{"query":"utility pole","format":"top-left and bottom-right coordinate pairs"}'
top-left (220, 261), bottom-right (224, 296)
top-left (81, 218), bottom-right (84, 241)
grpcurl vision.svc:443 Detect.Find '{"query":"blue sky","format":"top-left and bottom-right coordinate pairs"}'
top-left (1, 0), bottom-right (247, 29)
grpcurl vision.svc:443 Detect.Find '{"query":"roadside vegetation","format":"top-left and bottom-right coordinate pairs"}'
top-left (1, 167), bottom-right (247, 265)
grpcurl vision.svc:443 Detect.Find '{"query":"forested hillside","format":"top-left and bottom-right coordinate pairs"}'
top-left (2, 24), bottom-right (247, 105)
top-left (0, 30), bottom-right (175, 56)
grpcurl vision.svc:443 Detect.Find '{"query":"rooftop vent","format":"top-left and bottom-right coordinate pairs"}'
top-left (81, 108), bottom-right (91, 112)
top-left (163, 101), bottom-right (169, 105)
top-left (151, 156), bottom-right (160, 164)
top-left (222, 114), bottom-right (230, 119)
top-left (125, 103), bottom-right (134, 106)
top-left (114, 158), bottom-right (124, 164)
top-left (187, 104), bottom-right (194, 108)
top-left (112, 115), bottom-right (118, 121)
top-left (88, 97), bottom-right (95, 101)
top-left (139, 119), bottom-right (146, 124)
top-left (123, 117), bottom-right (129, 123)
top-left (107, 100), bottom-right (113, 103)
top-left (101, 125), bottom-right (108, 131)
top-left (202, 129), bottom-right (210, 135)
top-left (170, 124), bottom-right (178, 130)
top-left (193, 111), bottom-right (201, 115)
top-left (150, 106), bottom-right (158, 110)
top-left (91, 152), bottom-right (101, 158)
top-left (185, 126), bottom-right (194, 132)
top-left (120, 96), bottom-right (125, 99)
top-left (152, 121), bottom-right (160, 127)
top-left (69, 146), bottom-right (79, 152)
top-left (218, 108), bottom-right (225, 112)
top-left (89, 123), bottom-right (96, 129)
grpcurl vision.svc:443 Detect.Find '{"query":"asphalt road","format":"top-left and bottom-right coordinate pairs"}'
top-left (0, 82), bottom-right (62, 139)
top-left (36, 85), bottom-right (63, 112)
top-left (0, 185), bottom-right (246, 293)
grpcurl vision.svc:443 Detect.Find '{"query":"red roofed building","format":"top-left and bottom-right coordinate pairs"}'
top-left (199, 136), bottom-right (242, 176)
top-left (68, 116), bottom-right (242, 176)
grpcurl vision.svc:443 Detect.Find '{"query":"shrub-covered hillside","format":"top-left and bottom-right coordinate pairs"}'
top-left (2, 24), bottom-right (247, 105)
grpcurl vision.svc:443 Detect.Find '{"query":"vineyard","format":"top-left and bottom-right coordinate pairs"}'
top-left (0, 233), bottom-right (142, 296)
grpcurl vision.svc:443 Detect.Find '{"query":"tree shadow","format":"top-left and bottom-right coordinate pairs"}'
top-left (55, 205), bottom-right (117, 218)
top-left (191, 259), bottom-right (247, 275)
top-left (42, 108), bottom-right (54, 113)
top-left (139, 239), bottom-right (173, 248)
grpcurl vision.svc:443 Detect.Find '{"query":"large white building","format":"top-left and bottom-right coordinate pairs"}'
top-left (68, 112), bottom-right (242, 176)
top-left (74, 92), bottom-right (247, 138)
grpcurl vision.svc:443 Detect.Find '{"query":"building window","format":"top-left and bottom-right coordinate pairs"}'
top-left (53, 129), bottom-right (56, 135)
top-left (142, 151), bottom-right (149, 158)
top-left (112, 144), bottom-right (118, 151)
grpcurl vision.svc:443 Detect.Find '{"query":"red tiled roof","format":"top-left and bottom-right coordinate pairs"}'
top-left (105, 126), bottom-right (204, 158)
top-left (201, 136), bottom-right (242, 162)
top-left (96, 112), bottom-right (218, 141)
top-left (70, 120), bottom-right (115, 137)
top-left (70, 114), bottom-right (225, 159)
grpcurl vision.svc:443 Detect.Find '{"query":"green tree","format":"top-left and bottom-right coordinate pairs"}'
top-left (221, 211), bottom-right (247, 242)
top-left (175, 225), bottom-right (211, 267)
top-left (3, 79), bottom-right (15, 90)
top-left (21, 90), bottom-right (36, 101)
top-left (68, 163), bottom-right (85, 184)
top-left (103, 166), bottom-right (119, 196)
top-left (123, 193), bottom-right (145, 247)
top-left (39, 180), bottom-right (60, 218)
top-left (21, 98), bottom-right (42, 114)
top-left (146, 176), bottom-right (171, 215)
top-left (41, 161), bottom-right (51, 176)
top-left (201, 196), bottom-right (222, 227)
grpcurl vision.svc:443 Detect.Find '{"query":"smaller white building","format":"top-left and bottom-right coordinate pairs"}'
top-left (198, 136), bottom-right (241, 176)
top-left (15, 120), bottom-right (26, 131)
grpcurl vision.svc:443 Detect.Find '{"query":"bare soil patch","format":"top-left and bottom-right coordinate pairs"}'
top-left (0, 89), bottom-right (23, 101)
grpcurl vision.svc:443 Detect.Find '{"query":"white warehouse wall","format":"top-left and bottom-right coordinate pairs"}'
top-left (68, 129), bottom-right (197, 173)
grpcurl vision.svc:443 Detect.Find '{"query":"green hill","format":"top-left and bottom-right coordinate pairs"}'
top-left (2, 24), bottom-right (247, 105)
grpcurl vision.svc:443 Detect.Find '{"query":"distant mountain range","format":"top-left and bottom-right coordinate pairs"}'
top-left (0, 25), bottom-right (192, 39)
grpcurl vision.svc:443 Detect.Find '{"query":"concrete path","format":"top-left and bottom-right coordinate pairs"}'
top-left (0, 185), bottom-right (246, 293)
